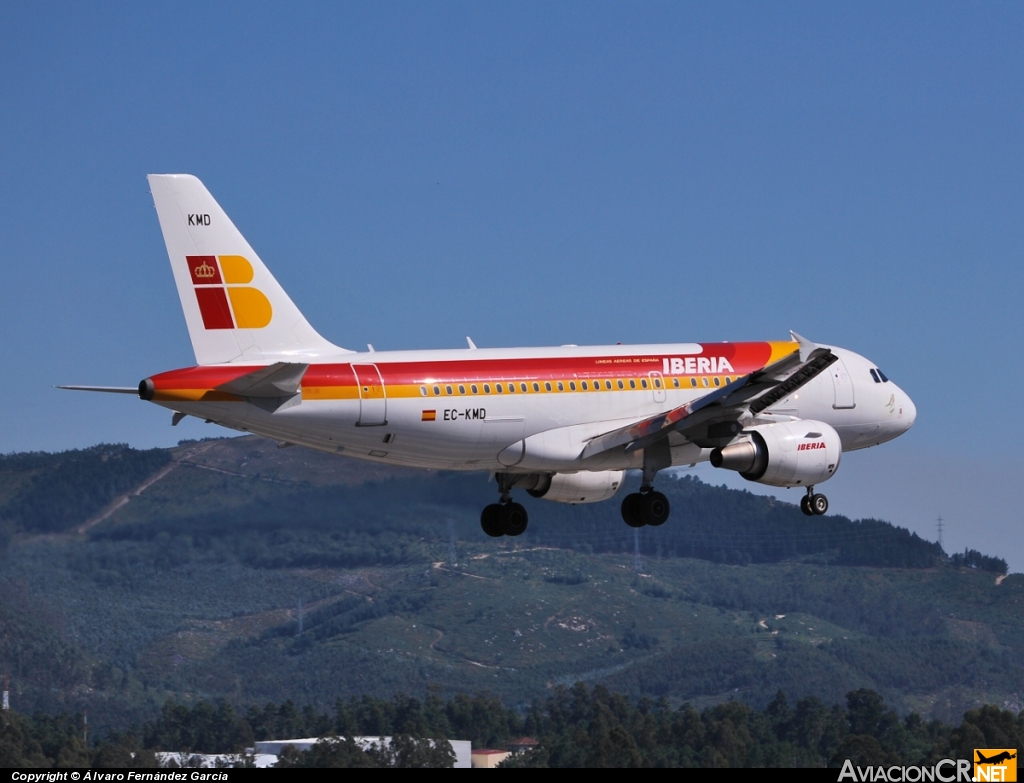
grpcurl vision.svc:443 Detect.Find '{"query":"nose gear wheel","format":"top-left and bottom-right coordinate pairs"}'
top-left (800, 488), bottom-right (828, 516)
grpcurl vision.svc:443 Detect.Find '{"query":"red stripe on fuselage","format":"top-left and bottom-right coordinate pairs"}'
top-left (147, 342), bottom-right (775, 392)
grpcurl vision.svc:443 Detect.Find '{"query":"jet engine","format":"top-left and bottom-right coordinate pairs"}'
top-left (501, 470), bottom-right (626, 504)
top-left (709, 420), bottom-right (842, 488)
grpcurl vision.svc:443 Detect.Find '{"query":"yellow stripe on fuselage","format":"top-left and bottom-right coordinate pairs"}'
top-left (766, 341), bottom-right (800, 365)
top-left (156, 376), bottom-right (752, 404)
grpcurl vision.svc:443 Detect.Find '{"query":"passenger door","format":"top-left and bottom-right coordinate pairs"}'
top-left (352, 364), bottom-right (387, 425)
top-left (830, 357), bottom-right (856, 409)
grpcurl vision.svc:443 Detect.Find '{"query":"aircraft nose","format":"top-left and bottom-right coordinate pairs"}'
top-left (900, 389), bottom-right (917, 430)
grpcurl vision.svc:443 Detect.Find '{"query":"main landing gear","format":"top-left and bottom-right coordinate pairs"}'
top-left (620, 437), bottom-right (672, 528)
top-left (800, 487), bottom-right (829, 516)
top-left (480, 501), bottom-right (528, 537)
top-left (620, 488), bottom-right (670, 528)
top-left (480, 474), bottom-right (529, 537)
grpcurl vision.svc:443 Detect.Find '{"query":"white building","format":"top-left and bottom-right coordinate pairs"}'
top-left (252, 736), bottom-right (472, 769)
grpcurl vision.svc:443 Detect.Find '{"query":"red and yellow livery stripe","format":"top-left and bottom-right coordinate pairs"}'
top-left (145, 341), bottom-right (795, 404)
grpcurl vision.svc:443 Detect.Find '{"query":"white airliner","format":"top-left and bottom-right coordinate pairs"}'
top-left (63, 175), bottom-right (917, 537)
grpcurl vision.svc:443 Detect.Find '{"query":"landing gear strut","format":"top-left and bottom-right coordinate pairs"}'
top-left (480, 474), bottom-right (529, 537)
top-left (620, 438), bottom-right (672, 528)
top-left (800, 487), bottom-right (829, 516)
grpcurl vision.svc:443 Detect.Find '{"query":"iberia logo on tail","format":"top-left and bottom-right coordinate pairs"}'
top-left (186, 255), bottom-right (272, 329)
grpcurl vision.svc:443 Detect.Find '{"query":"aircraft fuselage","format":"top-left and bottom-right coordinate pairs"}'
top-left (143, 340), bottom-right (915, 474)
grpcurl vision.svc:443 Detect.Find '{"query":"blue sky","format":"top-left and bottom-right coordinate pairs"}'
top-left (1, 4), bottom-right (1021, 566)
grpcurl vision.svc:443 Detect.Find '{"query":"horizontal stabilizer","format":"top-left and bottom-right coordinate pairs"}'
top-left (215, 362), bottom-right (308, 398)
top-left (57, 385), bottom-right (139, 395)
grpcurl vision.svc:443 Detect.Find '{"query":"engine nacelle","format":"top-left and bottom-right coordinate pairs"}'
top-left (709, 420), bottom-right (842, 488)
top-left (503, 470), bottom-right (626, 504)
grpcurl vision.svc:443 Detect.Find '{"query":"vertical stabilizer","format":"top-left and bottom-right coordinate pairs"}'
top-left (148, 174), bottom-right (349, 365)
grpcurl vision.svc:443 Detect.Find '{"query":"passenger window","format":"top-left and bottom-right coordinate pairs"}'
top-left (629, 379), bottom-right (636, 389)
top-left (545, 382), bottom-right (552, 392)
top-left (606, 380), bottom-right (612, 390)
top-left (725, 377), bottom-right (731, 385)
top-left (714, 377), bottom-right (721, 387)
top-left (471, 384), bottom-right (478, 394)
top-left (496, 383), bottom-right (503, 393)
top-left (702, 378), bottom-right (709, 387)
top-left (673, 378), bottom-right (680, 388)
top-left (557, 381), bottom-right (564, 391)
top-left (483, 384), bottom-right (491, 394)
top-left (617, 380), bottom-right (624, 389)
top-left (569, 381), bottom-right (576, 391)
top-left (641, 379), bottom-right (648, 389)
top-left (445, 385), bottom-right (453, 395)
top-left (654, 378), bottom-right (662, 389)
top-left (520, 383), bottom-right (527, 393)
top-left (581, 381), bottom-right (588, 390)
top-left (508, 383), bottom-right (515, 393)
top-left (690, 378), bottom-right (697, 388)
top-left (420, 386), bottom-right (427, 396)
top-left (533, 382), bottom-right (540, 392)
top-left (458, 384), bottom-right (466, 395)
top-left (433, 385), bottom-right (440, 396)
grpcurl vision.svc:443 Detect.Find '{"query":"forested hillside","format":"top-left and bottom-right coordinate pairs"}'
top-left (4, 686), bottom-right (1024, 768)
top-left (0, 437), bottom-right (1017, 740)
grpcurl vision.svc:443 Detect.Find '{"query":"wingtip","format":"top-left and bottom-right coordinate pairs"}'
top-left (789, 331), bottom-right (819, 362)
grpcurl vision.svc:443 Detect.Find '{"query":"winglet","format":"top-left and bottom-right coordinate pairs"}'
top-left (789, 331), bottom-right (819, 363)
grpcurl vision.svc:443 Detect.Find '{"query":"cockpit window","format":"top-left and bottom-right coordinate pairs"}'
top-left (869, 369), bottom-right (880, 383)
top-left (877, 369), bottom-right (889, 382)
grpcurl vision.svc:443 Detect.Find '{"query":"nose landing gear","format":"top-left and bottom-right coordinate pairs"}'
top-left (800, 487), bottom-right (829, 516)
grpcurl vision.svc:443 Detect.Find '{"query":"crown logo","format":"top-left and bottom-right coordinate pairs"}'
top-left (194, 260), bottom-right (217, 279)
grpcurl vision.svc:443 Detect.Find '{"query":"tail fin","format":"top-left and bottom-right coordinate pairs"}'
top-left (148, 174), bottom-right (349, 365)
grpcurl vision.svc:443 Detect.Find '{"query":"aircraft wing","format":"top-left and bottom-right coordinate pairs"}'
top-left (581, 333), bottom-right (838, 459)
